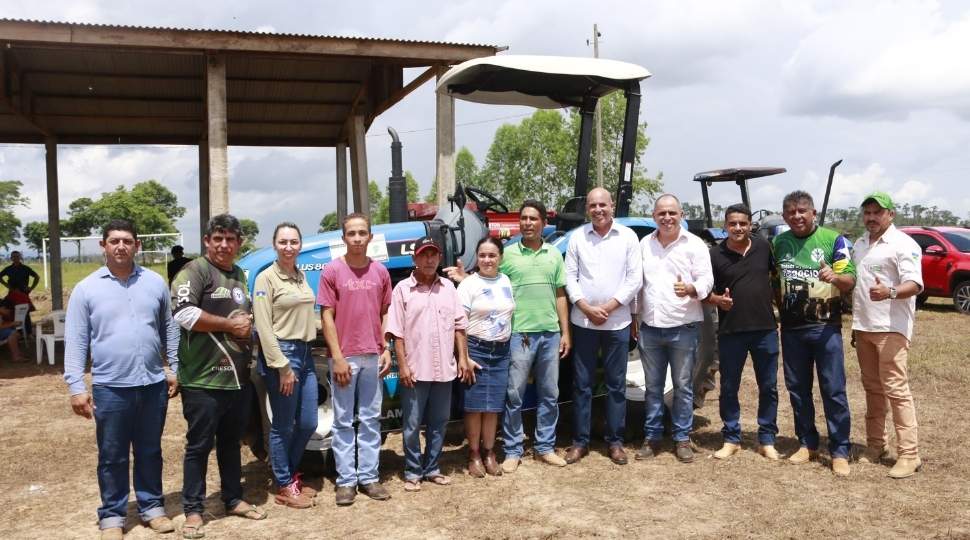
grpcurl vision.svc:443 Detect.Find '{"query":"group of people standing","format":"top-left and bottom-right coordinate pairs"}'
top-left (63, 185), bottom-right (925, 540)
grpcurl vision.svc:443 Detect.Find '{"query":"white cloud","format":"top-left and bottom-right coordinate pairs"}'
top-left (781, 0), bottom-right (970, 120)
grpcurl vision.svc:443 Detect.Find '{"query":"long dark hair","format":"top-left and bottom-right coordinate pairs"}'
top-left (476, 236), bottom-right (504, 255)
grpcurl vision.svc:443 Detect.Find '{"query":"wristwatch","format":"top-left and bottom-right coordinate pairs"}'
top-left (889, 287), bottom-right (897, 300)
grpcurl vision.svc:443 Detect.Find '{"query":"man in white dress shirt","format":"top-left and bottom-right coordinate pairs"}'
top-left (563, 187), bottom-right (643, 466)
top-left (851, 192), bottom-right (924, 479)
top-left (636, 194), bottom-right (713, 463)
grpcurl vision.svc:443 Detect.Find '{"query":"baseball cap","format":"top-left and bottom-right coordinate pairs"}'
top-left (414, 236), bottom-right (441, 255)
top-left (861, 192), bottom-right (895, 210)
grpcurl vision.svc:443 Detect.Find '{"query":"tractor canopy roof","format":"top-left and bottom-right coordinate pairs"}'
top-left (693, 167), bottom-right (786, 183)
top-left (436, 55), bottom-right (651, 108)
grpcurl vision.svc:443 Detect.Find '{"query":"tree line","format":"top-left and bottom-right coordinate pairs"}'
top-left (682, 201), bottom-right (970, 239)
top-left (3, 90), bottom-right (968, 250)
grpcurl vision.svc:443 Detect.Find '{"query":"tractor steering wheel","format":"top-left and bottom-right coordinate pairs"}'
top-left (465, 186), bottom-right (510, 214)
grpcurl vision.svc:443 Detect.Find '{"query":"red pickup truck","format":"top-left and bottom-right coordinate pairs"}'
top-left (900, 226), bottom-right (970, 314)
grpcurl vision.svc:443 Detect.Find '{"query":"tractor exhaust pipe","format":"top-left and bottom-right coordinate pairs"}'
top-left (818, 159), bottom-right (842, 227)
top-left (388, 127), bottom-right (408, 223)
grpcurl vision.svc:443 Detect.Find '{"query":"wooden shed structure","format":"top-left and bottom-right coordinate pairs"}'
top-left (0, 18), bottom-right (500, 308)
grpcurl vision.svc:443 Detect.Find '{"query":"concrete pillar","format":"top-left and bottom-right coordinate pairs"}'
top-left (205, 54), bottom-right (229, 215)
top-left (198, 140), bottom-right (210, 241)
top-left (335, 142), bottom-right (348, 223)
top-left (45, 138), bottom-right (63, 310)
top-left (348, 114), bottom-right (370, 217)
top-left (435, 66), bottom-right (456, 207)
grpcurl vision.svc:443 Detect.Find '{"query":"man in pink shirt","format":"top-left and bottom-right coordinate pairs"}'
top-left (386, 237), bottom-right (472, 492)
top-left (318, 213), bottom-right (393, 506)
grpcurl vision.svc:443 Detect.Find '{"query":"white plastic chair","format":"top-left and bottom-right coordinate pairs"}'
top-left (36, 310), bottom-right (66, 365)
top-left (12, 303), bottom-right (29, 346)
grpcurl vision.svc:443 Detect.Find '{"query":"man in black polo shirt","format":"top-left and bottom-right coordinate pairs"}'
top-left (0, 251), bottom-right (39, 294)
top-left (706, 204), bottom-right (780, 460)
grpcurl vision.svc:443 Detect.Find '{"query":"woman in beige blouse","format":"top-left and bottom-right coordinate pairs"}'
top-left (253, 222), bottom-right (319, 509)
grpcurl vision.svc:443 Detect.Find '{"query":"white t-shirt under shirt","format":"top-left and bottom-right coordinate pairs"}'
top-left (457, 272), bottom-right (516, 342)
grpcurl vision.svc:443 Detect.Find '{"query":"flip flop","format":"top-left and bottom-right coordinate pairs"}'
top-left (424, 474), bottom-right (452, 486)
top-left (403, 479), bottom-right (422, 492)
top-left (227, 503), bottom-right (267, 521)
top-left (182, 522), bottom-right (205, 539)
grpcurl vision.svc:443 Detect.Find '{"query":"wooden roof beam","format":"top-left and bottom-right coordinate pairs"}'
top-left (0, 48), bottom-right (51, 137)
top-left (369, 65), bottom-right (437, 123)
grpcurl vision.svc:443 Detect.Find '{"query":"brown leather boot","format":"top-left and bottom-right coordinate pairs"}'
top-left (468, 450), bottom-right (486, 478)
top-left (483, 449), bottom-right (502, 476)
top-left (275, 482), bottom-right (314, 509)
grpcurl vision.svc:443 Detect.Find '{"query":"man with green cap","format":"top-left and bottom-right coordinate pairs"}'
top-left (851, 191), bottom-right (924, 478)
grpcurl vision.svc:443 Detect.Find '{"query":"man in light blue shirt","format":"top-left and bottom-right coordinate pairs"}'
top-left (64, 219), bottom-right (179, 540)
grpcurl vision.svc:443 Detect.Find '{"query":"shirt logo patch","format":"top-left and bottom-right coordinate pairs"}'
top-left (810, 248), bottom-right (826, 264)
top-left (212, 286), bottom-right (231, 299)
top-left (254, 290), bottom-right (267, 298)
top-left (232, 287), bottom-right (245, 304)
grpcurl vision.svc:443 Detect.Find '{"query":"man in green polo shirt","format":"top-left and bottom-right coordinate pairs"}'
top-left (447, 199), bottom-right (571, 472)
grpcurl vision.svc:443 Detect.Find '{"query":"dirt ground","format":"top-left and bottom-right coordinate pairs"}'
top-left (2, 301), bottom-right (969, 539)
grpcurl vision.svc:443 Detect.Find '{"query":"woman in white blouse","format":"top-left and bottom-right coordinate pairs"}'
top-left (457, 237), bottom-right (516, 477)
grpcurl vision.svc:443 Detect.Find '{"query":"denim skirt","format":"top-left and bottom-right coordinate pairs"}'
top-left (463, 336), bottom-right (511, 413)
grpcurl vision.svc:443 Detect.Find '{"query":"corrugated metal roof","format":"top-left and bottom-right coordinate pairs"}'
top-left (0, 18), bottom-right (499, 146)
top-left (0, 18), bottom-right (496, 49)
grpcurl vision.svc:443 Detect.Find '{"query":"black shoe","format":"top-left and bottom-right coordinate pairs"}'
top-left (335, 485), bottom-right (356, 506)
top-left (359, 482), bottom-right (391, 501)
top-left (635, 441), bottom-right (660, 461)
top-left (675, 441), bottom-right (694, 463)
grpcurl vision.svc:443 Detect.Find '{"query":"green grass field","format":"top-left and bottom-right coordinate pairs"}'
top-left (2, 261), bottom-right (168, 318)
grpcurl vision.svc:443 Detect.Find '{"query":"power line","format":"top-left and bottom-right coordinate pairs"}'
top-left (0, 112), bottom-right (535, 149)
top-left (366, 112), bottom-right (533, 138)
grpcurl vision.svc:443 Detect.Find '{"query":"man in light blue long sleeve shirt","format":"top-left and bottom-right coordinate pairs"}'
top-left (63, 219), bottom-right (179, 539)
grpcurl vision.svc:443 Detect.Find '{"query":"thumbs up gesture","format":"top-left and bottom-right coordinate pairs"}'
top-left (443, 258), bottom-right (468, 283)
top-left (673, 274), bottom-right (695, 298)
top-left (818, 259), bottom-right (836, 284)
top-left (717, 287), bottom-right (734, 311)
top-left (868, 276), bottom-right (890, 302)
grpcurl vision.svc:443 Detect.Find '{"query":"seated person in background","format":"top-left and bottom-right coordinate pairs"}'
top-left (0, 304), bottom-right (25, 363)
top-left (2, 288), bottom-right (34, 336)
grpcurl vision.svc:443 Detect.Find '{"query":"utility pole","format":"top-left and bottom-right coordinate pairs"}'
top-left (589, 24), bottom-right (604, 186)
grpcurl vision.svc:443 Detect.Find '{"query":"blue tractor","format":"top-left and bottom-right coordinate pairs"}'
top-left (238, 54), bottom-right (718, 461)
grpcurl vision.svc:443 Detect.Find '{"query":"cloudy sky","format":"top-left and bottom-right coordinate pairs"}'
top-left (2, 0), bottom-right (969, 252)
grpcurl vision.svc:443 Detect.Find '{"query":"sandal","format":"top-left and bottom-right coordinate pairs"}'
top-left (182, 521), bottom-right (205, 539)
top-left (403, 479), bottom-right (422, 492)
top-left (227, 503), bottom-right (267, 520)
top-left (424, 474), bottom-right (452, 486)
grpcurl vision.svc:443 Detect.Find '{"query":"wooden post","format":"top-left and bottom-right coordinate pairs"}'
top-left (348, 114), bottom-right (370, 217)
top-left (45, 138), bottom-right (63, 310)
top-left (336, 142), bottom-right (348, 223)
top-left (435, 66), bottom-right (456, 207)
top-left (205, 54), bottom-right (229, 215)
top-left (198, 140), bottom-right (210, 240)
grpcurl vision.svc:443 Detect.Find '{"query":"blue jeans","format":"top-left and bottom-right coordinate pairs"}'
top-left (781, 325), bottom-right (852, 458)
top-left (718, 330), bottom-right (779, 445)
top-left (503, 331), bottom-right (561, 458)
top-left (261, 340), bottom-right (318, 488)
top-left (638, 323), bottom-right (699, 442)
top-left (401, 381), bottom-right (452, 482)
top-left (92, 381), bottom-right (168, 530)
top-left (571, 324), bottom-right (629, 448)
top-left (330, 354), bottom-right (382, 487)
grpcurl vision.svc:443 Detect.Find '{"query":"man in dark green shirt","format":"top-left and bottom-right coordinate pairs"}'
top-left (171, 214), bottom-right (265, 535)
